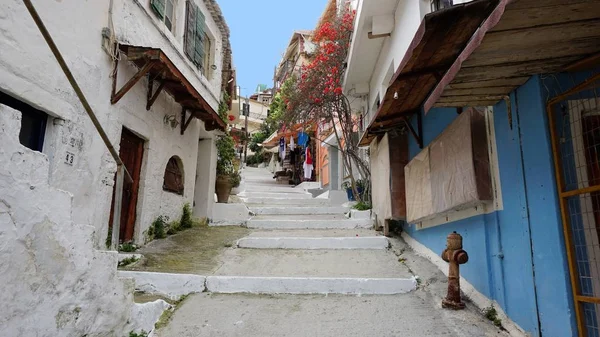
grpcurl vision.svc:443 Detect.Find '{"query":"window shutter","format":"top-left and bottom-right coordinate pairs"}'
top-left (194, 9), bottom-right (206, 68)
top-left (184, 0), bottom-right (197, 61)
top-left (150, 0), bottom-right (165, 19)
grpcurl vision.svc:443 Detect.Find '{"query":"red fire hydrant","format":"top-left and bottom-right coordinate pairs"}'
top-left (441, 231), bottom-right (468, 310)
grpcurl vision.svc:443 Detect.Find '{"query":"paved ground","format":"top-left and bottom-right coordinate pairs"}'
top-left (146, 167), bottom-right (510, 336)
top-left (122, 225), bottom-right (250, 274)
top-left (156, 292), bottom-right (504, 337)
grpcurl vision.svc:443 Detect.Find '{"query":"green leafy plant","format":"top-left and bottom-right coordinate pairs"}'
top-left (128, 330), bottom-right (148, 337)
top-left (180, 203), bottom-right (193, 229)
top-left (216, 134), bottom-right (236, 176)
top-left (230, 171), bottom-right (241, 187)
top-left (218, 92), bottom-right (230, 124)
top-left (352, 201), bottom-right (371, 211)
top-left (484, 307), bottom-right (503, 328)
top-left (119, 242), bottom-right (138, 252)
top-left (166, 220), bottom-right (181, 235)
top-left (150, 215), bottom-right (168, 240)
top-left (342, 181), bottom-right (351, 190)
top-left (106, 227), bottom-right (113, 249)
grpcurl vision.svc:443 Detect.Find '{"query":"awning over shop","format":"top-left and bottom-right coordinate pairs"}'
top-left (111, 44), bottom-right (226, 133)
top-left (424, 0), bottom-right (600, 113)
top-left (360, 0), bottom-right (499, 146)
top-left (262, 123), bottom-right (315, 148)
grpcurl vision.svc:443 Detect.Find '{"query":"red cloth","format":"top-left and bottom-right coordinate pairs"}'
top-left (305, 148), bottom-right (313, 165)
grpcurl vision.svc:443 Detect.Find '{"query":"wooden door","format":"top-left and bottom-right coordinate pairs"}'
top-left (109, 128), bottom-right (144, 243)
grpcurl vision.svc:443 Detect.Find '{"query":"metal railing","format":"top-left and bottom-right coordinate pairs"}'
top-left (23, 0), bottom-right (132, 250)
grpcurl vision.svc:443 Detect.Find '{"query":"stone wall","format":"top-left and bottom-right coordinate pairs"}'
top-left (0, 105), bottom-right (134, 336)
top-left (0, 0), bottom-right (221, 245)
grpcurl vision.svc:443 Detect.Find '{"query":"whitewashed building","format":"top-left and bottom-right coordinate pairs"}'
top-left (0, 0), bottom-right (233, 335)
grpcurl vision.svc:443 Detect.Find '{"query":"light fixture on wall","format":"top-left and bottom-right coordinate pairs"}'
top-left (394, 91), bottom-right (399, 100)
top-left (211, 64), bottom-right (217, 71)
top-left (164, 114), bottom-right (180, 129)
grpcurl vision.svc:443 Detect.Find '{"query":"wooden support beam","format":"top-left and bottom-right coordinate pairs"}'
top-left (111, 60), bottom-right (155, 104)
top-left (403, 115), bottom-right (423, 149)
top-left (180, 108), bottom-right (194, 135)
top-left (565, 52), bottom-right (600, 72)
top-left (146, 80), bottom-right (166, 111)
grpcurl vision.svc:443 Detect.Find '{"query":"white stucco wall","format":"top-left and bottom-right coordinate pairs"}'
top-left (0, 105), bottom-right (135, 336)
top-left (0, 0), bottom-right (223, 245)
top-left (370, 134), bottom-right (392, 229)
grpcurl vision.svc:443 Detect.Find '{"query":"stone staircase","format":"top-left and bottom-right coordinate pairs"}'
top-left (220, 167), bottom-right (417, 295)
top-left (120, 166), bottom-right (416, 298)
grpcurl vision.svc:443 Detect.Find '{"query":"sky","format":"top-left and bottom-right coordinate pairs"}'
top-left (217, 0), bottom-right (327, 98)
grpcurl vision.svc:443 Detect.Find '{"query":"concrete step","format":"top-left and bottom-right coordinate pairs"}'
top-left (214, 247), bottom-right (409, 278)
top-left (249, 206), bottom-right (349, 215)
top-left (247, 214), bottom-right (372, 229)
top-left (237, 236), bottom-right (389, 250)
top-left (120, 271), bottom-right (416, 296)
top-left (239, 192), bottom-right (313, 199)
top-left (206, 276), bottom-right (416, 295)
top-left (241, 197), bottom-right (330, 206)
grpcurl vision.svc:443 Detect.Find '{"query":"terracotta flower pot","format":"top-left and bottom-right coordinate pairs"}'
top-left (215, 175), bottom-right (233, 203)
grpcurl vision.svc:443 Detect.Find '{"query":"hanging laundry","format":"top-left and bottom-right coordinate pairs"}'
top-left (279, 137), bottom-right (285, 162)
top-left (297, 131), bottom-right (309, 148)
top-left (303, 147), bottom-right (313, 180)
top-left (289, 135), bottom-right (295, 150)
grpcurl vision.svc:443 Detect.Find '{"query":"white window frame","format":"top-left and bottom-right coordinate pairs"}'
top-left (416, 107), bottom-right (503, 230)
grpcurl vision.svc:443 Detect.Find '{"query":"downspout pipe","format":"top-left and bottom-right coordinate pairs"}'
top-left (22, 0), bottom-right (132, 184)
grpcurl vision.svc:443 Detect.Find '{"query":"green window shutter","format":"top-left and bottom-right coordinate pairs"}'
top-left (184, 0), bottom-right (197, 61)
top-left (194, 8), bottom-right (206, 68)
top-left (150, 0), bottom-right (165, 19)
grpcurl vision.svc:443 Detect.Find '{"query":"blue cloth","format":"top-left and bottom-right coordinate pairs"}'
top-left (297, 132), bottom-right (309, 148)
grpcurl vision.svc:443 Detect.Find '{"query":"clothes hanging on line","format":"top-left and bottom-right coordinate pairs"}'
top-left (289, 136), bottom-right (295, 150)
top-left (303, 147), bottom-right (313, 180)
top-left (279, 137), bottom-right (285, 162)
top-left (297, 132), bottom-right (309, 148)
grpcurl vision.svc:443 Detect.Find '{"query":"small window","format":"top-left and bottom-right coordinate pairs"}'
top-left (0, 90), bottom-right (48, 152)
top-left (150, 0), bottom-right (176, 32)
top-left (202, 32), bottom-right (212, 78)
top-left (184, 1), bottom-right (211, 77)
top-left (163, 156), bottom-right (184, 195)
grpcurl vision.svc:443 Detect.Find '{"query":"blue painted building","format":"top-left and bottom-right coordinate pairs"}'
top-left (403, 74), bottom-right (588, 336)
top-left (347, 1), bottom-right (600, 336)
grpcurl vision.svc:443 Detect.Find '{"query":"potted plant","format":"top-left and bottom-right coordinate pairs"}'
top-left (215, 134), bottom-right (237, 203)
top-left (342, 181), bottom-right (355, 201)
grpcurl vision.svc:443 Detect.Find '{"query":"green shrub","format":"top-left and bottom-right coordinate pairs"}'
top-left (166, 220), bottom-right (181, 235)
top-left (119, 242), bottom-right (138, 252)
top-left (151, 215), bottom-right (168, 239)
top-left (128, 331), bottom-right (148, 337)
top-left (180, 203), bottom-right (193, 229)
top-left (352, 201), bottom-right (372, 211)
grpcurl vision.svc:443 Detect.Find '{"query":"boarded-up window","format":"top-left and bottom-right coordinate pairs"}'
top-left (163, 156), bottom-right (184, 195)
top-left (405, 108), bottom-right (492, 223)
top-left (184, 0), bottom-right (210, 75)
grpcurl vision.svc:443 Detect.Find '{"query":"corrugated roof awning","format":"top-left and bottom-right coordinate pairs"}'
top-left (359, 0), bottom-right (499, 146)
top-left (111, 44), bottom-right (226, 133)
top-left (424, 0), bottom-right (600, 113)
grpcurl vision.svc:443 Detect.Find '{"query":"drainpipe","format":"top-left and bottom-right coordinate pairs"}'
top-left (22, 0), bottom-right (132, 251)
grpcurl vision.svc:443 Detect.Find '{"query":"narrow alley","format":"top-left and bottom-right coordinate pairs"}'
top-left (122, 167), bottom-right (508, 336)
top-left (3, 0), bottom-right (600, 336)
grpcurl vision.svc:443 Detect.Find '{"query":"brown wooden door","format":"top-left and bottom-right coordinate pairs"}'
top-left (109, 128), bottom-right (144, 243)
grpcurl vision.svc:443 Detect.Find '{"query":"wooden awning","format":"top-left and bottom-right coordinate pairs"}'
top-left (359, 0), bottom-right (499, 146)
top-left (111, 44), bottom-right (226, 133)
top-left (424, 0), bottom-right (600, 113)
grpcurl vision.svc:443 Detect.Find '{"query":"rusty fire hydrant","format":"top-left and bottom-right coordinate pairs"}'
top-left (441, 231), bottom-right (469, 310)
